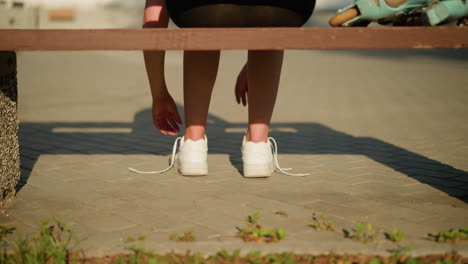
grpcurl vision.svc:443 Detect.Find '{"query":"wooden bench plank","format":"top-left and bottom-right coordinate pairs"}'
top-left (1, 27), bottom-right (468, 51)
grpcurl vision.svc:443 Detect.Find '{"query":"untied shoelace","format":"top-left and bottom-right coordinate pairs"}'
top-left (128, 137), bottom-right (183, 174)
top-left (268, 137), bottom-right (310, 177)
top-left (129, 137), bottom-right (310, 177)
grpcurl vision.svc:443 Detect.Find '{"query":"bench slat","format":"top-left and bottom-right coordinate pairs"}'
top-left (1, 28), bottom-right (467, 50)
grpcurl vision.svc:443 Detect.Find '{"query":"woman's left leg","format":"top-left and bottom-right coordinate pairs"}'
top-left (183, 50), bottom-right (221, 140)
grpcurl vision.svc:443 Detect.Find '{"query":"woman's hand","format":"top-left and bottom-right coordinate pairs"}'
top-left (152, 93), bottom-right (183, 135)
top-left (144, 0), bottom-right (175, 135)
top-left (235, 62), bottom-right (248, 106)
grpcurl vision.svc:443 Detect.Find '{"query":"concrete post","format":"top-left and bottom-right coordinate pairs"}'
top-left (0, 51), bottom-right (20, 204)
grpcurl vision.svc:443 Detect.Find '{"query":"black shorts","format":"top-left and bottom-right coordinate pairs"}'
top-left (166, 0), bottom-right (315, 27)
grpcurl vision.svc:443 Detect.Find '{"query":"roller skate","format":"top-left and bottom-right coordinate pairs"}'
top-left (329, 0), bottom-right (433, 27)
top-left (422, 0), bottom-right (468, 25)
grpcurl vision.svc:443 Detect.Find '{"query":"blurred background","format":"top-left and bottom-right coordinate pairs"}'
top-left (0, 0), bottom-right (353, 29)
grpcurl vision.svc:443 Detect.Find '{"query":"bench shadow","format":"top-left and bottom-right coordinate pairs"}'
top-left (18, 106), bottom-right (468, 202)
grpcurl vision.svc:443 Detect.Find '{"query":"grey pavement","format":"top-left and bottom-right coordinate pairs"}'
top-left (1, 8), bottom-right (468, 258)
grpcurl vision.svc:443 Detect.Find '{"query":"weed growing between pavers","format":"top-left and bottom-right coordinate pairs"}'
top-left (236, 210), bottom-right (286, 243)
top-left (385, 229), bottom-right (406, 243)
top-left (0, 218), bottom-right (79, 264)
top-left (344, 223), bottom-right (381, 244)
top-left (117, 235), bottom-right (165, 264)
top-left (124, 236), bottom-right (147, 244)
top-left (388, 245), bottom-right (414, 264)
top-left (425, 228), bottom-right (468, 243)
top-left (0, 224), bottom-right (15, 240)
top-left (309, 212), bottom-right (336, 232)
top-left (169, 231), bottom-right (197, 242)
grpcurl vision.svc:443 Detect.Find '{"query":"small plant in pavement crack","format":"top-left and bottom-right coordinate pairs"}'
top-left (346, 222), bottom-right (379, 244)
top-left (170, 230), bottom-right (197, 242)
top-left (388, 244), bottom-right (415, 264)
top-left (309, 212), bottom-right (335, 231)
top-left (0, 223), bottom-right (15, 241)
top-left (386, 228), bottom-right (406, 243)
top-left (237, 210), bottom-right (286, 243)
top-left (425, 228), bottom-right (468, 243)
top-left (117, 235), bottom-right (165, 264)
top-left (11, 217), bottom-right (75, 264)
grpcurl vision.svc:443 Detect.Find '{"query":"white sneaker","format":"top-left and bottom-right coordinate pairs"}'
top-left (129, 136), bottom-right (208, 176)
top-left (175, 136), bottom-right (208, 176)
top-left (242, 136), bottom-right (274, 178)
top-left (241, 136), bottom-right (310, 178)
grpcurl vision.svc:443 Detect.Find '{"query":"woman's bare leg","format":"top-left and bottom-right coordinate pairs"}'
top-left (247, 50), bottom-right (284, 143)
top-left (183, 50), bottom-right (221, 140)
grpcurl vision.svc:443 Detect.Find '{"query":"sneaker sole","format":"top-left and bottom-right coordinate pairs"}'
top-left (178, 162), bottom-right (208, 176)
top-left (243, 164), bottom-right (272, 178)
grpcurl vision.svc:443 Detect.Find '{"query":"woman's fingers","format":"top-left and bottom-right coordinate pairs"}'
top-left (235, 72), bottom-right (248, 107)
top-left (168, 117), bottom-right (180, 131)
top-left (236, 62), bottom-right (249, 106)
top-left (166, 103), bottom-right (182, 124)
top-left (237, 79), bottom-right (247, 106)
top-left (156, 117), bottom-right (171, 135)
top-left (235, 84), bottom-right (246, 105)
top-left (155, 119), bottom-right (167, 135)
top-left (153, 100), bottom-right (183, 135)
top-left (158, 115), bottom-right (181, 135)
top-left (235, 82), bottom-right (241, 104)
top-left (162, 119), bottom-right (177, 135)
top-left (168, 119), bottom-right (180, 133)
top-left (161, 121), bottom-right (171, 135)
top-left (172, 110), bottom-right (183, 124)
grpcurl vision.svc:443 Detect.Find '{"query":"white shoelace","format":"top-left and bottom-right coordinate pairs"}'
top-left (128, 137), bottom-right (182, 174)
top-left (129, 136), bottom-right (309, 177)
top-left (269, 137), bottom-right (310, 177)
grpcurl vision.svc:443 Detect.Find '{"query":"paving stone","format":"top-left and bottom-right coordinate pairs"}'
top-left (131, 212), bottom-right (196, 232)
top-left (22, 175), bottom-right (109, 204)
top-left (403, 202), bottom-right (468, 219)
top-left (7, 205), bottom-right (58, 228)
top-left (194, 195), bottom-right (252, 221)
top-left (65, 209), bottom-right (138, 233)
top-left (303, 200), bottom-right (374, 222)
top-left (185, 207), bottom-right (244, 234)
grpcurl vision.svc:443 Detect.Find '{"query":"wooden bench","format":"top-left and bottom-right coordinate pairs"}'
top-left (1, 27), bottom-right (468, 203)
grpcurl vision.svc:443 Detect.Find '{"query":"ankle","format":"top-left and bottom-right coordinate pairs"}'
top-left (185, 126), bottom-right (206, 141)
top-left (246, 129), bottom-right (268, 143)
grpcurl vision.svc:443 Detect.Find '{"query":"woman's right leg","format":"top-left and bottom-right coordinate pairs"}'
top-left (246, 50), bottom-right (284, 143)
top-left (183, 50), bottom-right (220, 140)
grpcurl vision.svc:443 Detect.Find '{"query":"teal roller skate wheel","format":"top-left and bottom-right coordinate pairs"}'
top-left (423, 0), bottom-right (468, 25)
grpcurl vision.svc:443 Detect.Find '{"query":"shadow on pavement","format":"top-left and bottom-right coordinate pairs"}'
top-left (18, 106), bottom-right (468, 202)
